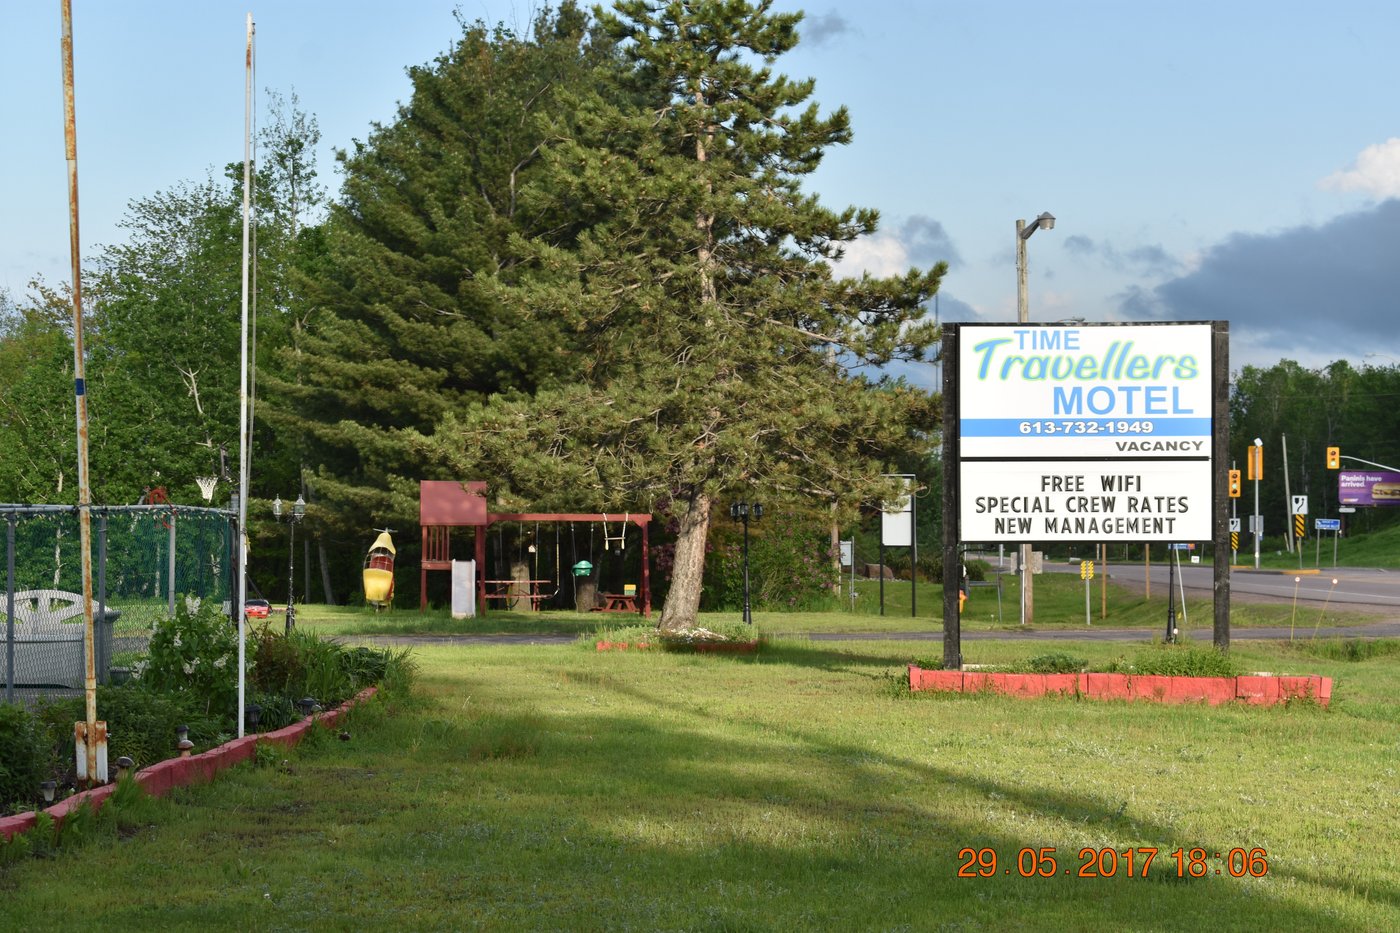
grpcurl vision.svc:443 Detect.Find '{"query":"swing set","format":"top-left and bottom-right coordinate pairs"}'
top-left (418, 481), bottom-right (652, 616)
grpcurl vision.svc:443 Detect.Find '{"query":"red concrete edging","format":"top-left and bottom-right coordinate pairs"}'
top-left (908, 666), bottom-right (1331, 708)
top-left (0, 686), bottom-right (378, 843)
top-left (596, 641), bottom-right (652, 651)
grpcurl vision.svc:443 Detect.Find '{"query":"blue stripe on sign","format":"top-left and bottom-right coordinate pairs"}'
top-left (75, 378), bottom-right (85, 396)
top-left (960, 418), bottom-right (1212, 437)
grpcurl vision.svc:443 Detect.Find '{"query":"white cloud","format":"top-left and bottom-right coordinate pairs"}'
top-left (833, 232), bottom-right (911, 278)
top-left (1321, 138), bottom-right (1400, 198)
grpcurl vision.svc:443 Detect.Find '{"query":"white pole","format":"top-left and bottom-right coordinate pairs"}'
top-left (236, 13), bottom-right (254, 738)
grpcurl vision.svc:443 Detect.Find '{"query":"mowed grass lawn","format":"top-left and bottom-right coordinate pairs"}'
top-left (2, 634), bottom-right (1397, 930)
top-left (293, 568), bottom-right (1386, 640)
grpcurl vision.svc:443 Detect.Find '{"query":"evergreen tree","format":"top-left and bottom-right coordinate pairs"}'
top-left (428, 0), bottom-right (944, 630)
top-left (277, 4), bottom-right (624, 567)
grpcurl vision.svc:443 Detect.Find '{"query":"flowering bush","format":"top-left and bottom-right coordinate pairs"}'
top-left (140, 597), bottom-right (240, 716)
top-left (701, 519), bottom-right (836, 612)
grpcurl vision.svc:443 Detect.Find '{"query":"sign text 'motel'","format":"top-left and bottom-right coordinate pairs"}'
top-left (959, 324), bottom-right (1213, 542)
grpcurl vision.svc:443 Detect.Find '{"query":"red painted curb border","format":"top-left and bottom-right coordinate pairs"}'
top-left (908, 666), bottom-right (1331, 708)
top-left (0, 686), bottom-right (378, 843)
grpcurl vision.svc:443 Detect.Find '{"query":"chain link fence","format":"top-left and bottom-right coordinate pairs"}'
top-left (3, 504), bottom-right (235, 706)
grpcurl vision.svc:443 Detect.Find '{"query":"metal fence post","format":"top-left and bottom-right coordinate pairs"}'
top-left (168, 509), bottom-right (177, 617)
top-left (5, 516), bottom-right (14, 704)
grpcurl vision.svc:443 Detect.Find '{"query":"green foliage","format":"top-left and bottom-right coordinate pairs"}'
top-left (37, 684), bottom-right (224, 772)
top-left (274, 4), bottom-right (619, 589)
top-left (701, 520), bottom-right (835, 612)
top-left (1107, 644), bottom-right (1242, 678)
top-left (1230, 358), bottom-right (1400, 536)
top-left (418, 0), bottom-right (944, 632)
top-left (0, 703), bottom-right (48, 813)
top-left (1025, 653), bottom-right (1089, 674)
top-left (253, 627), bottom-right (403, 713)
top-left (140, 598), bottom-right (239, 718)
top-left (915, 552), bottom-right (989, 585)
top-left (1290, 637), bottom-right (1400, 662)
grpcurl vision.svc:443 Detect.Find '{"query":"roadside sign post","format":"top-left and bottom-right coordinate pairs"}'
top-left (1314, 518), bottom-right (1341, 568)
top-left (1080, 560), bottom-right (1094, 626)
top-left (1250, 440), bottom-right (1264, 570)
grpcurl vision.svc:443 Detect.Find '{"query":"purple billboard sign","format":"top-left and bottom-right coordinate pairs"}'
top-left (1338, 470), bottom-right (1400, 506)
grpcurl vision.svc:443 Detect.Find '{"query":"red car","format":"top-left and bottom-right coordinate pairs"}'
top-left (244, 599), bottom-right (271, 619)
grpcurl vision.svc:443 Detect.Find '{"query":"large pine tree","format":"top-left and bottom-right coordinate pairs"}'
top-left (428, 0), bottom-right (945, 630)
top-left (276, 5), bottom-right (623, 558)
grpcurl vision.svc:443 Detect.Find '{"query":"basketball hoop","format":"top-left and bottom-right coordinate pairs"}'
top-left (196, 476), bottom-right (219, 502)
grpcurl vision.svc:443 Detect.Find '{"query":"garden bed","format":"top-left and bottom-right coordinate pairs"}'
top-left (0, 687), bottom-right (377, 843)
top-left (909, 666), bottom-right (1331, 706)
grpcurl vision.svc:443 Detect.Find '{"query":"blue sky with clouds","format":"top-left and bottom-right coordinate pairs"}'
top-left (6, 1), bottom-right (1400, 379)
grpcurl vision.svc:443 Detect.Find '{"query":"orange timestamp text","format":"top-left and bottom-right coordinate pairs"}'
top-left (957, 846), bottom-right (1269, 879)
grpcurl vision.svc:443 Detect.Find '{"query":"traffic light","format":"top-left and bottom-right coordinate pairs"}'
top-left (1227, 469), bottom-right (1241, 498)
top-left (1327, 446), bottom-right (1340, 470)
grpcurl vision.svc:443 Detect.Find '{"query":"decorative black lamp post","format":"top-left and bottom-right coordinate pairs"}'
top-left (272, 494), bottom-right (306, 634)
top-left (729, 501), bottom-right (763, 625)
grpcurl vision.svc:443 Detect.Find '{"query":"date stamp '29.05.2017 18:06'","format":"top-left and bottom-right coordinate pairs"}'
top-left (957, 847), bottom-right (1269, 879)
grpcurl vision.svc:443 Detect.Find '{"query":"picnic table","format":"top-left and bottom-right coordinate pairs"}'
top-left (592, 593), bottom-right (639, 613)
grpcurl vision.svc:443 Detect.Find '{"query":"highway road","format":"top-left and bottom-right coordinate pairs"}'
top-left (1038, 558), bottom-right (1400, 612)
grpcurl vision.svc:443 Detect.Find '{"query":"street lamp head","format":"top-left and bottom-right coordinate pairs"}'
top-left (752, 503), bottom-right (763, 521)
top-left (1019, 211), bottom-right (1057, 240)
top-left (293, 495), bottom-right (307, 521)
top-left (272, 495), bottom-right (283, 519)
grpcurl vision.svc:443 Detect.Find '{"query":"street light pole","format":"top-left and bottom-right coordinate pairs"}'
top-left (273, 495), bottom-right (306, 634)
top-left (730, 501), bottom-right (762, 625)
top-left (1015, 212), bottom-right (1055, 626)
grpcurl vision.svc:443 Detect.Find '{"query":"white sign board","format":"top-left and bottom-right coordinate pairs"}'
top-left (839, 539), bottom-right (854, 567)
top-left (959, 324), bottom-right (1213, 542)
top-left (881, 475), bottom-right (914, 547)
top-left (1292, 495), bottom-right (1308, 516)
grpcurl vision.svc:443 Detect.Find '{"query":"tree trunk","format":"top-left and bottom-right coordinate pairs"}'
top-left (658, 489), bottom-right (711, 633)
top-left (317, 537), bottom-right (337, 605)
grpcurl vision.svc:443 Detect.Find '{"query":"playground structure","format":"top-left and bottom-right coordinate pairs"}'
top-left (418, 481), bottom-right (652, 616)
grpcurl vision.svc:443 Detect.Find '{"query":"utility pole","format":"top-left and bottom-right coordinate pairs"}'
top-left (1015, 212), bottom-right (1055, 625)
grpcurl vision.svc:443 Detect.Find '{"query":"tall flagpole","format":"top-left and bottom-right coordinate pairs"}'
top-left (236, 12), bottom-right (254, 738)
top-left (60, 0), bottom-right (100, 787)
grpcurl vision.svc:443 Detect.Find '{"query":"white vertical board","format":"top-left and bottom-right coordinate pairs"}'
top-left (881, 475), bottom-right (913, 547)
top-left (451, 559), bottom-right (477, 619)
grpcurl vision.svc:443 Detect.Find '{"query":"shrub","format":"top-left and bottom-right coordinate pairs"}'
top-left (1025, 653), bottom-right (1088, 674)
top-left (37, 685), bottom-right (224, 770)
top-left (0, 703), bottom-right (48, 813)
top-left (702, 519), bottom-right (838, 612)
top-left (1109, 644), bottom-right (1241, 678)
top-left (916, 553), bottom-right (989, 584)
top-left (140, 598), bottom-right (239, 717)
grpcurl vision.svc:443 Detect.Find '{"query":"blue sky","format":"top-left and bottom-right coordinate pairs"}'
top-left (6, 1), bottom-right (1400, 378)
